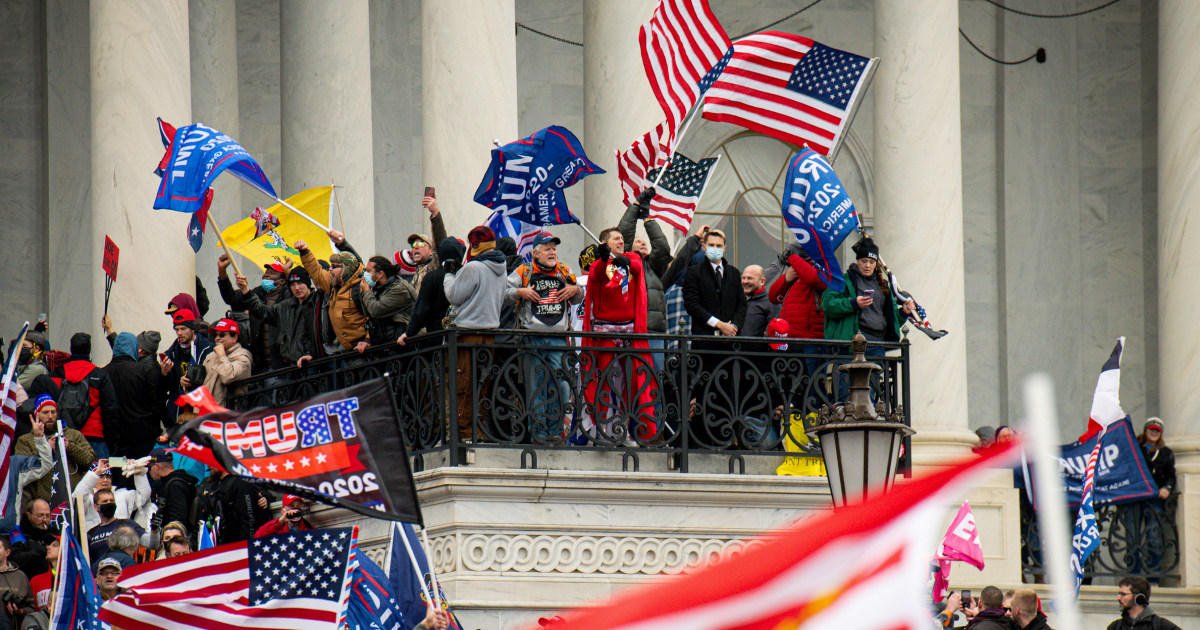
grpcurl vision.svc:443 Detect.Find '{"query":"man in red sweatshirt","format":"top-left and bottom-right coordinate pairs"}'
top-left (253, 495), bottom-right (314, 538)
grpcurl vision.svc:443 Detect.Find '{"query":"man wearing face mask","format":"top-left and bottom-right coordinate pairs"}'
top-left (86, 489), bottom-right (145, 561)
top-left (72, 459), bottom-right (151, 532)
top-left (352, 256), bottom-right (417, 352)
top-left (15, 333), bottom-right (49, 390)
top-left (239, 267), bottom-right (322, 369)
top-left (218, 255), bottom-right (290, 373)
top-left (253, 495), bottom-right (314, 537)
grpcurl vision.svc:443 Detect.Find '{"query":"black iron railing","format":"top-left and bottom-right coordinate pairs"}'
top-left (228, 329), bottom-right (911, 474)
top-left (1020, 495), bottom-right (1180, 582)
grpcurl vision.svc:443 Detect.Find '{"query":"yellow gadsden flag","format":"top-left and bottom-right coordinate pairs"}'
top-left (222, 186), bottom-right (334, 270)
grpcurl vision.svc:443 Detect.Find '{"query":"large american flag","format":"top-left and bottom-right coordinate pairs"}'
top-left (100, 527), bottom-right (359, 630)
top-left (640, 0), bottom-right (731, 135)
top-left (615, 125), bottom-right (716, 234)
top-left (0, 322), bottom-right (29, 517)
top-left (701, 32), bottom-right (877, 158)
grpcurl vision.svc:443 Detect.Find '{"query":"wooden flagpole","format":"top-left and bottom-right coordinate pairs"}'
top-left (206, 213), bottom-right (242, 277)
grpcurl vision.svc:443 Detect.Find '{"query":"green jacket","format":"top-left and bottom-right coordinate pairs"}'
top-left (820, 267), bottom-right (904, 342)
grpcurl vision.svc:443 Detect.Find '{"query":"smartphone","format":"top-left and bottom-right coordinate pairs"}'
top-left (424, 186), bottom-right (436, 199)
top-left (961, 589), bottom-right (971, 604)
top-left (109, 456), bottom-right (128, 468)
top-left (38, 313), bottom-right (47, 322)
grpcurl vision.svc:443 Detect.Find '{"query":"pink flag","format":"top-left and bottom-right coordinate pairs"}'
top-left (931, 501), bottom-right (984, 601)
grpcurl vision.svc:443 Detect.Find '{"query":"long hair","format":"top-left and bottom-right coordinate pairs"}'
top-left (1138, 430), bottom-right (1165, 448)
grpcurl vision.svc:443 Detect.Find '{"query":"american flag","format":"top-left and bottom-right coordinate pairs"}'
top-left (100, 527), bottom-right (359, 630)
top-left (701, 32), bottom-right (877, 158)
top-left (616, 129), bottom-right (716, 234)
top-left (486, 210), bottom-right (549, 263)
top-left (0, 322), bottom-right (29, 517)
top-left (640, 0), bottom-right (731, 134)
top-left (50, 519), bottom-right (106, 630)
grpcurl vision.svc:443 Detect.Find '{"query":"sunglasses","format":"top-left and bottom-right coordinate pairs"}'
top-left (213, 331), bottom-right (233, 338)
top-left (411, 240), bottom-right (429, 248)
top-left (331, 263), bottom-right (344, 270)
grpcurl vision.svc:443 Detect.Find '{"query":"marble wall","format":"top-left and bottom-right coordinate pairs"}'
top-left (0, 0), bottom-right (48, 341)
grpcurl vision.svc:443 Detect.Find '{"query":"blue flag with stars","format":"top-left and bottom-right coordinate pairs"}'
top-left (781, 147), bottom-right (860, 292)
top-left (50, 520), bottom-right (108, 630)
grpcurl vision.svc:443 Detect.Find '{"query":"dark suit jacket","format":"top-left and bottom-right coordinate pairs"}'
top-left (682, 258), bottom-right (747, 336)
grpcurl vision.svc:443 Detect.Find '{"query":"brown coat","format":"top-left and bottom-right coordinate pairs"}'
top-left (301, 248), bottom-right (369, 349)
top-left (202, 343), bottom-right (253, 406)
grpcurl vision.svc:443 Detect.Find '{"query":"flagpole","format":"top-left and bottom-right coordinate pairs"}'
top-left (575, 221), bottom-right (601, 245)
top-left (206, 213), bottom-right (242, 277)
top-left (247, 186), bottom-right (332, 233)
top-left (1023, 375), bottom-right (1081, 630)
top-left (331, 179), bottom-right (346, 235)
top-left (420, 525), bottom-right (444, 609)
top-left (395, 523), bottom-right (436, 613)
top-left (650, 101), bottom-right (704, 189)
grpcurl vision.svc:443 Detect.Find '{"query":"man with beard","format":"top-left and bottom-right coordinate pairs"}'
top-left (506, 233), bottom-right (581, 441)
top-left (8, 500), bottom-right (56, 581)
top-left (1108, 577), bottom-right (1180, 630)
top-left (298, 239), bottom-right (369, 350)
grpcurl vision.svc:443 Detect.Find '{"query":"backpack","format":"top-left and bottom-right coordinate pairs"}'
top-left (55, 378), bottom-right (94, 431)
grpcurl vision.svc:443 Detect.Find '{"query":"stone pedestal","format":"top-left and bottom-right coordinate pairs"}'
top-left (872, 0), bottom-right (975, 464)
top-left (582, 0), bottom-right (662, 234)
top-left (422, 0), bottom-right (518, 240)
top-left (89, 0), bottom-right (193, 361)
top-left (280, 1), bottom-right (374, 250)
top-left (189, 0), bottom-right (242, 311)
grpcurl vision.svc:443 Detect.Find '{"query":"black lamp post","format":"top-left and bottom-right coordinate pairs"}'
top-left (808, 333), bottom-right (914, 507)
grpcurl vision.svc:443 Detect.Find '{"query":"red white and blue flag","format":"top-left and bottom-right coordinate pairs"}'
top-left (1077, 338), bottom-right (1125, 442)
top-left (0, 322), bottom-right (30, 518)
top-left (154, 121), bottom-right (277, 213)
top-left (700, 33), bottom-right (877, 158)
top-left (50, 519), bottom-right (107, 630)
top-left (100, 527), bottom-right (359, 630)
top-left (639, 0), bottom-right (731, 135)
top-left (616, 125), bottom-right (717, 234)
top-left (532, 442), bottom-right (1021, 630)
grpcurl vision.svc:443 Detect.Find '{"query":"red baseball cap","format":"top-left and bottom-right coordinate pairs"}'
top-left (210, 318), bottom-right (240, 336)
top-left (283, 494), bottom-right (304, 507)
top-left (264, 261), bottom-right (287, 274)
top-left (766, 318), bottom-right (790, 351)
top-left (171, 309), bottom-right (197, 327)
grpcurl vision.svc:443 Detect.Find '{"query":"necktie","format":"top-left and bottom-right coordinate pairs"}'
top-left (715, 264), bottom-right (723, 286)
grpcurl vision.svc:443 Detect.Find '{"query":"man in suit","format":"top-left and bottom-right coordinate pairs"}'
top-left (682, 229), bottom-right (747, 447)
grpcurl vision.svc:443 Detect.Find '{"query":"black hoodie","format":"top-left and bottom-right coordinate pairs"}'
top-left (405, 237), bottom-right (467, 338)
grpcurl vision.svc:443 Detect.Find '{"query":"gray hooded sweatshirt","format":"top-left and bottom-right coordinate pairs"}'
top-left (444, 248), bottom-right (508, 330)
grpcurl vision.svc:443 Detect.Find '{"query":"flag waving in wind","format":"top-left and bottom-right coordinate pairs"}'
top-left (154, 121), bottom-right (276, 213)
top-left (0, 322), bottom-right (30, 517)
top-left (700, 33), bottom-right (877, 159)
top-left (51, 519), bottom-right (105, 630)
top-left (220, 186), bottom-right (335, 270)
top-left (931, 501), bottom-right (985, 602)
top-left (639, 0), bottom-right (731, 133)
top-left (781, 148), bottom-right (859, 292)
top-left (531, 442), bottom-right (1020, 630)
top-left (1078, 338), bottom-right (1126, 442)
top-left (474, 126), bottom-right (603, 228)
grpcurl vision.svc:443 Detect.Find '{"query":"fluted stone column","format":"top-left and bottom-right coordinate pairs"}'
top-left (872, 0), bottom-right (975, 464)
top-left (1159, 0), bottom-right (1200, 588)
top-left (583, 0), bottom-right (662, 233)
top-left (422, 0), bottom-right (518, 240)
top-left (190, 0), bottom-right (241, 311)
top-left (90, 0), bottom-right (193, 363)
top-left (280, 1), bottom-right (375, 250)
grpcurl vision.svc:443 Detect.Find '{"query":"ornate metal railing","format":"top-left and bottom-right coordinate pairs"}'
top-left (228, 329), bottom-right (911, 474)
top-left (1020, 495), bottom-right (1180, 581)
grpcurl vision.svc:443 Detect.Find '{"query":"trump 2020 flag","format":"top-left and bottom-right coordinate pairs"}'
top-left (530, 442), bottom-right (1020, 630)
top-left (474, 125), bottom-right (603, 228)
top-left (1070, 435), bottom-right (1103, 593)
top-left (50, 519), bottom-right (105, 630)
top-left (154, 121), bottom-right (277, 213)
top-left (931, 501), bottom-right (985, 602)
top-left (781, 148), bottom-right (859, 292)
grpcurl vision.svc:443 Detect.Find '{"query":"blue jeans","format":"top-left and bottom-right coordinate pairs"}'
top-left (523, 336), bottom-right (571, 441)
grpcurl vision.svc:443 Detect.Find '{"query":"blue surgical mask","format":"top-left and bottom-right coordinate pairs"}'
top-left (705, 246), bottom-right (724, 262)
top-left (365, 274), bottom-right (377, 288)
top-left (260, 278), bottom-right (276, 291)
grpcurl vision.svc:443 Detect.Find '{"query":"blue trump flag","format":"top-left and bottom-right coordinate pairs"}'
top-left (781, 148), bottom-right (860, 292)
top-left (388, 523), bottom-right (462, 630)
top-left (154, 122), bottom-right (277, 213)
top-left (51, 520), bottom-right (107, 630)
top-left (347, 554), bottom-right (408, 630)
top-left (474, 125), bottom-right (603, 227)
top-left (1023, 416), bottom-right (1158, 510)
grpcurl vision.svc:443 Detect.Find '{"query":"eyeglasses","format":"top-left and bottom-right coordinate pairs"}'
top-left (411, 241), bottom-right (429, 248)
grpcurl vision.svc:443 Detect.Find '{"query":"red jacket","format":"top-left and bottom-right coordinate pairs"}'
top-left (254, 517), bottom-right (314, 538)
top-left (768, 254), bottom-right (827, 339)
top-left (52, 359), bottom-right (118, 442)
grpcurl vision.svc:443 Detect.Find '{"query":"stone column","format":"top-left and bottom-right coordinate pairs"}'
top-left (90, 0), bottom-right (193, 363)
top-left (1159, 0), bottom-right (1200, 588)
top-left (422, 0), bottom-right (518, 240)
top-left (582, 0), bottom-right (662, 233)
top-left (280, 1), bottom-right (375, 250)
top-left (872, 0), bottom-right (975, 464)
top-left (190, 0), bottom-right (241, 313)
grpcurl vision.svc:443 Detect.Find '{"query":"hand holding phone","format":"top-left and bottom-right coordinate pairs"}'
top-left (109, 456), bottom-right (128, 468)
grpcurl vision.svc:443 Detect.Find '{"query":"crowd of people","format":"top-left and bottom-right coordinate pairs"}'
top-left (931, 579), bottom-right (1180, 630)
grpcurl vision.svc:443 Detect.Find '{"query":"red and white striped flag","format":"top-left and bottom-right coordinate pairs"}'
top-left (100, 527), bottom-right (359, 630)
top-left (639, 0), bottom-right (731, 134)
top-left (531, 442), bottom-right (1020, 630)
top-left (700, 32), bottom-right (877, 158)
top-left (0, 322), bottom-right (30, 517)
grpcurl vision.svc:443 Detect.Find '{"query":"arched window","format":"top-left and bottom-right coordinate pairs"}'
top-left (685, 129), bottom-right (873, 268)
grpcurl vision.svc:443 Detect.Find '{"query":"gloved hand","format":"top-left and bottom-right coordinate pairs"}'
top-left (636, 187), bottom-right (656, 206)
top-left (612, 255), bottom-right (630, 270)
top-left (442, 258), bottom-right (461, 275)
top-left (597, 243), bottom-right (611, 262)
